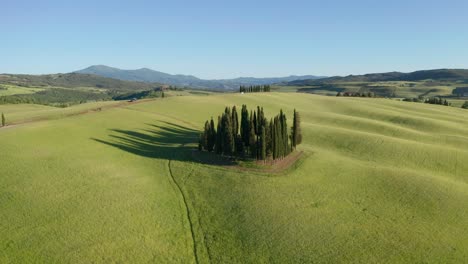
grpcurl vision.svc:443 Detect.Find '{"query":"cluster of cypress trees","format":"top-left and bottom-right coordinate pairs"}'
top-left (199, 105), bottom-right (302, 161)
top-left (239, 85), bottom-right (271, 93)
top-left (424, 97), bottom-right (450, 106)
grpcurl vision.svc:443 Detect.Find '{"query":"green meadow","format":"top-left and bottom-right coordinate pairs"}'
top-left (0, 85), bottom-right (45, 96)
top-left (1, 93), bottom-right (467, 263)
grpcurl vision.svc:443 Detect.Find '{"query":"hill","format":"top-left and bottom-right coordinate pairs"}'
top-left (0, 72), bottom-right (160, 91)
top-left (75, 65), bottom-right (322, 89)
top-left (0, 93), bottom-right (467, 263)
top-left (287, 69), bottom-right (468, 86)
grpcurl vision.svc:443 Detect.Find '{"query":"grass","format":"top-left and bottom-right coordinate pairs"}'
top-left (0, 84), bottom-right (45, 96)
top-left (284, 80), bottom-right (462, 98)
top-left (0, 101), bottom-right (122, 124)
top-left (1, 93), bottom-right (467, 263)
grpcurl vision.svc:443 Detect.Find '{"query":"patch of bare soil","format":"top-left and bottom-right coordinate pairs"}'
top-left (191, 150), bottom-right (305, 174)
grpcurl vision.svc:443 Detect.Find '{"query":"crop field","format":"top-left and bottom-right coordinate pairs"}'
top-left (1, 93), bottom-right (467, 263)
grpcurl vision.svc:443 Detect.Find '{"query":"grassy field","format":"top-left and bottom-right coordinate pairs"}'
top-left (1, 93), bottom-right (467, 263)
top-left (280, 80), bottom-right (463, 98)
top-left (0, 85), bottom-right (45, 96)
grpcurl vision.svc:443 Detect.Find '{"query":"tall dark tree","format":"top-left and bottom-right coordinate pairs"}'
top-left (200, 121), bottom-right (210, 150)
top-left (253, 111), bottom-right (257, 135)
top-left (249, 123), bottom-right (257, 158)
top-left (207, 118), bottom-right (216, 152)
top-left (260, 129), bottom-right (266, 161)
top-left (267, 118), bottom-right (274, 156)
top-left (215, 116), bottom-right (223, 154)
top-left (232, 105), bottom-right (239, 137)
top-left (222, 113), bottom-right (235, 155)
top-left (291, 109), bottom-right (302, 150)
top-left (240, 105), bottom-right (250, 146)
top-left (1, 113), bottom-right (4, 127)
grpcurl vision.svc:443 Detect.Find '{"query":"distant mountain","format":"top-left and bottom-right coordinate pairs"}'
top-left (75, 65), bottom-right (323, 89)
top-left (287, 69), bottom-right (468, 86)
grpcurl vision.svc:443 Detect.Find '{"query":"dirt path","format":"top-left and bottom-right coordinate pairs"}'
top-left (167, 160), bottom-right (201, 264)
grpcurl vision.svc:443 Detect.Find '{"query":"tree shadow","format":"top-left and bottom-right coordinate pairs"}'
top-left (91, 121), bottom-right (235, 165)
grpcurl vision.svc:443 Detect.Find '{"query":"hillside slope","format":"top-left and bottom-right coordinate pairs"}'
top-left (0, 73), bottom-right (161, 91)
top-left (288, 69), bottom-right (468, 86)
top-left (0, 94), bottom-right (467, 263)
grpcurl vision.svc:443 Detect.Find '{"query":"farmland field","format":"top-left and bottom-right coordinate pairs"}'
top-left (1, 93), bottom-right (467, 263)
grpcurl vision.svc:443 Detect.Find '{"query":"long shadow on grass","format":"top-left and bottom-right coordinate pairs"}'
top-left (92, 121), bottom-right (235, 165)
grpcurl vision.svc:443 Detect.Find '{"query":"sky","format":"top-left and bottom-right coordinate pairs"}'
top-left (2, 0), bottom-right (468, 79)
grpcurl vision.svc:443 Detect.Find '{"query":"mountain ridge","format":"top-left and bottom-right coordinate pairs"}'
top-left (75, 65), bottom-right (323, 89)
top-left (287, 69), bottom-right (468, 86)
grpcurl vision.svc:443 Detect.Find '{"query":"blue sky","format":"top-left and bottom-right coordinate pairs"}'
top-left (2, 0), bottom-right (468, 79)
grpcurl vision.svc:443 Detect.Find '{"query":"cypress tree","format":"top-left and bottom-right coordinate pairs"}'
top-left (215, 116), bottom-right (223, 154)
top-left (282, 110), bottom-right (289, 156)
top-left (202, 120), bottom-right (210, 150)
top-left (260, 128), bottom-right (266, 161)
top-left (235, 135), bottom-right (244, 155)
top-left (253, 111), bottom-right (257, 135)
top-left (207, 118), bottom-right (216, 152)
top-left (198, 136), bottom-right (203, 151)
top-left (222, 113), bottom-right (235, 155)
top-left (267, 118), bottom-right (273, 157)
top-left (276, 114), bottom-right (281, 158)
top-left (249, 123), bottom-right (257, 159)
top-left (232, 105), bottom-right (239, 137)
top-left (240, 105), bottom-right (249, 146)
top-left (291, 109), bottom-right (302, 150)
top-left (1, 113), bottom-right (4, 127)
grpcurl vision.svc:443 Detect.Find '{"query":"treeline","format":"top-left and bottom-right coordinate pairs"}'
top-left (424, 97), bottom-right (450, 106)
top-left (199, 105), bottom-right (301, 161)
top-left (0, 88), bottom-right (110, 107)
top-left (336, 91), bottom-right (376, 97)
top-left (113, 89), bottom-right (165, 101)
top-left (239, 85), bottom-right (271, 93)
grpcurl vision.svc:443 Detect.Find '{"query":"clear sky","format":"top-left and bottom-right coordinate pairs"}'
top-left (2, 0), bottom-right (468, 79)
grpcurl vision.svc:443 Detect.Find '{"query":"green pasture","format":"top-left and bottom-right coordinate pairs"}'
top-left (0, 85), bottom-right (45, 96)
top-left (1, 93), bottom-right (467, 263)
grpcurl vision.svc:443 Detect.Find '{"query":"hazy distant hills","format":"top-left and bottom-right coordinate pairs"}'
top-left (75, 65), bottom-right (323, 89)
top-left (287, 69), bottom-right (468, 86)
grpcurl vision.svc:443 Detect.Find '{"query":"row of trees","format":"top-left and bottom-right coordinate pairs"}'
top-left (239, 85), bottom-right (271, 93)
top-left (462, 101), bottom-right (468, 109)
top-left (198, 105), bottom-right (302, 161)
top-left (424, 97), bottom-right (450, 106)
top-left (336, 92), bottom-right (376, 97)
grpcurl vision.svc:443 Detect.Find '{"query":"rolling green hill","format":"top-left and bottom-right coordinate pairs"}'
top-left (0, 73), bottom-right (161, 91)
top-left (0, 73), bottom-right (166, 106)
top-left (283, 69), bottom-right (468, 98)
top-left (0, 93), bottom-right (467, 263)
